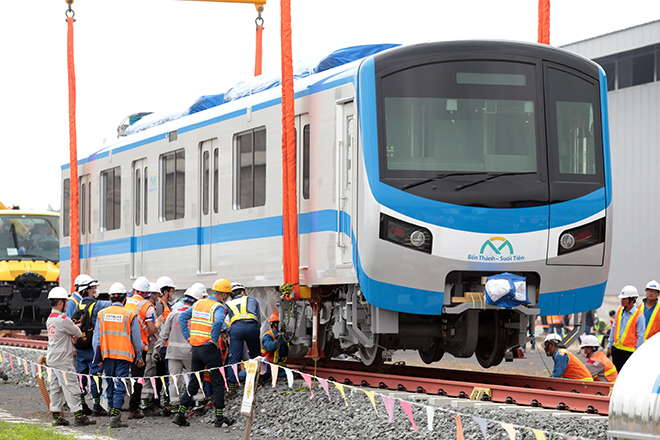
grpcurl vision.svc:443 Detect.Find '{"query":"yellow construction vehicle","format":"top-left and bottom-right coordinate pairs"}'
top-left (0, 201), bottom-right (59, 334)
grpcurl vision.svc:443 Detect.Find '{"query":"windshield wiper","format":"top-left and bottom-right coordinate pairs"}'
top-left (402, 172), bottom-right (488, 191)
top-left (454, 172), bottom-right (537, 191)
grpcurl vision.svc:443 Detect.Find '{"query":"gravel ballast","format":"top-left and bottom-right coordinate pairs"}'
top-left (0, 346), bottom-right (608, 439)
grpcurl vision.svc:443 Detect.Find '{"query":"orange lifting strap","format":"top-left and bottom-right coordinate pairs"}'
top-left (280, 0), bottom-right (299, 299)
top-left (66, 0), bottom-right (80, 292)
top-left (255, 6), bottom-right (264, 76)
top-left (538, 0), bottom-right (550, 44)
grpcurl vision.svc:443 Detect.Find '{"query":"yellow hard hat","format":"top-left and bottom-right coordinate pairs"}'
top-left (212, 278), bottom-right (232, 293)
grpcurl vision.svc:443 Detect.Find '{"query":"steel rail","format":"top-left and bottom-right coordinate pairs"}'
top-left (0, 335), bottom-right (48, 350)
top-left (288, 360), bottom-right (611, 415)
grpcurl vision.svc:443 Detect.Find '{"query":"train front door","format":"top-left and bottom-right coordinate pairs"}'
top-left (199, 139), bottom-right (218, 274)
top-left (131, 158), bottom-right (148, 278)
top-left (336, 100), bottom-right (356, 267)
top-left (297, 114), bottom-right (310, 279)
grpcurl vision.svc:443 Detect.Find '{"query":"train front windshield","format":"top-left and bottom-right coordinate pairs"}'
top-left (0, 215), bottom-right (59, 262)
top-left (378, 59), bottom-right (604, 207)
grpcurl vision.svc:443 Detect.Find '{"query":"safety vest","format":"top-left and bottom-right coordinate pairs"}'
top-left (189, 298), bottom-right (223, 346)
top-left (226, 296), bottom-right (258, 325)
top-left (613, 306), bottom-right (643, 352)
top-left (98, 305), bottom-right (138, 362)
top-left (159, 298), bottom-right (172, 322)
top-left (588, 350), bottom-right (618, 383)
top-left (547, 315), bottom-right (562, 325)
top-left (558, 349), bottom-right (594, 381)
top-left (261, 328), bottom-right (287, 365)
top-left (125, 295), bottom-right (152, 351)
top-left (639, 301), bottom-right (660, 340)
top-left (68, 292), bottom-right (82, 308)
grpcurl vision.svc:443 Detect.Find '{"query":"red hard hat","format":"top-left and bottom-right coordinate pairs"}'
top-left (269, 311), bottom-right (280, 323)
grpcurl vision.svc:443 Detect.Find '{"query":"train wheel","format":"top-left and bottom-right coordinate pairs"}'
top-left (358, 337), bottom-right (384, 367)
top-left (419, 340), bottom-right (445, 364)
top-left (475, 311), bottom-right (506, 368)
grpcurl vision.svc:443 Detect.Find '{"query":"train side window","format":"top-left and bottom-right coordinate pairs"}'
top-left (213, 148), bottom-right (219, 213)
top-left (234, 127), bottom-right (266, 209)
top-left (100, 167), bottom-right (121, 231)
top-left (160, 148), bottom-right (185, 221)
top-left (144, 167), bottom-right (148, 225)
top-left (303, 124), bottom-right (310, 200)
top-left (63, 179), bottom-right (70, 237)
top-left (81, 182), bottom-right (87, 235)
top-left (135, 168), bottom-right (141, 227)
top-left (202, 150), bottom-right (210, 216)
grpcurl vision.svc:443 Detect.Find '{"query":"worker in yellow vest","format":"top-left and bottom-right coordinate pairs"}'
top-left (580, 335), bottom-right (617, 383)
top-left (176, 279), bottom-right (234, 428)
top-left (639, 280), bottom-right (660, 341)
top-left (607, 285), bottom-right (646, 372)
top-left (544, 333), bottom-right (593, 381)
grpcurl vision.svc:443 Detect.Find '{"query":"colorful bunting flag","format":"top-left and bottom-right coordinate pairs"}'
top-left (9, 354), bottom-right (13, 370)
top-left (532, 429), bottom-right (547, 440)
top-left (160, 376), bottom-right (168, 397)
top-left (47, 367), bottom-right (52, 383)
top-left (270, 365), bottom-right (279, 388)
top-left (22, 359), bottom-right (28, 375)
top-left (473, 417), bottom-right (488, 439)
top-left (455, 414), bottom-right (464, 440)
top-left (194, 371), bottom-right (205, 397)
top-left (285, 368), bottom-right (294, 388)
top-left (363, 390), bottom-right (379, 417)
top-left (61, 371), bottom-right (68, 385)
top-left (334, 382), bottom-right (349, 407)
top-left (231, 364), bottom-right (239, 385)
top-left (150, 377), bottom-right (158, 399)
top-left (381, 395), bottom-right (395, 423)
top-left (220, 367), bottom-right (229, 391)
top-left (426, 406), bottom-right (434, 432)
top-left (500, 422), bottom-right (517, 440)
top-left (318, 377), bottom-right (331, 401)
top-left (400, 400), bottom-right (419, 432)
top-left (300, 373), bottom-right (314, 399)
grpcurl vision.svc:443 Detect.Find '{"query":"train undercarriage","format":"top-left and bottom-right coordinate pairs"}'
top-left (281, 280), bottom-right (539, 368)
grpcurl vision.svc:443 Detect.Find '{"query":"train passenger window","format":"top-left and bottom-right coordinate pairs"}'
top-left (63, 179), bottom-right (70, 237)
top-left (213, 149), bottom-right (219, 213)
top-left (100, 167), bottom-right (121, 231)
top-left (303, 124), bottom-right (310, 200)
top-left (202, 150), bottom-right (210, 216)
top-left (160, 149), bottom-right (185, 221)
top-left (234, 128), bottom-right (266, 209)
top-left (144, 167), bottom-right (148, 225)
top-left (81, 183), bottom-right (87, 235)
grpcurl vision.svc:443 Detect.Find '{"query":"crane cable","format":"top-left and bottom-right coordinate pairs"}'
top-left (66, 0), bottom-right (80, 292)
top-left (254, 6), bottom-right (264, 76)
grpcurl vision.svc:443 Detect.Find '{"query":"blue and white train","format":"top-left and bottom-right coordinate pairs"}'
top-left (60, 40), bottom-right (611, 367)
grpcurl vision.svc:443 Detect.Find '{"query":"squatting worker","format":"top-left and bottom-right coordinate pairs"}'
top-left (155, 285), bottom-right (203, 427)
top-left (93, 282), bottom-right (144, 428)
top-left (46, 287), bottom-right (95, 427)
top-left (261, 311), bottom-right (289, 381)
top-left (607, 285), bottom-right (646, 372)
top-left (580, 335), bottom-right (617, 383)
top-left (225, 282), bottom-right (261, 396)
top-left (124, 276), bottom-right (158, 419)
top-left (543, 333), bottom-right (593, 381)
top-left (639, 280), bottom-right (660, 341)
top-left (178, 278), bottom-right (234, 428)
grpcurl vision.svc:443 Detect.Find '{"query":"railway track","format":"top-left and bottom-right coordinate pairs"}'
top-left (0, 333), bottom-right (48, 350)
top-left (288, 358), bottom-right (612, 415)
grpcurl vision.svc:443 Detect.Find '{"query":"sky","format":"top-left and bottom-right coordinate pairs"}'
top-left (2, 0), bottom-right (660, 212)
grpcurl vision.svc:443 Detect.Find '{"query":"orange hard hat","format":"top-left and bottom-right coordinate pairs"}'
top-left (269, 311), bottom-right (280, 323)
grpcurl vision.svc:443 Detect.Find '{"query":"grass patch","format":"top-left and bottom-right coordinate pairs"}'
top-left (0, 420), bottom-right (76, 439)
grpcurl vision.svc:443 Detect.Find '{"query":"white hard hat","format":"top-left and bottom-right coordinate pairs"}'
top-left (132, 277), bottom-right (150, 293)
top-left (48, 286), bottom-right (69, 299)
top-left (580, 334), bottom-right (600, 348)
top-left (544, 333), bottom-right (562, 344)
top-left (148, 282), bottom-right (160, 294)
top-left (645, 280), bottom-right (660, 291)
top-left (184, 286), bottom-right (203, 302)
top-left (191, 282), bottom-right (208, 298)
top-left (75, 274), bottom-right (99, 291)
top-left (156, 276), bottom-right (177, 290)
top-left (108, 282), bottom-right (127, 295)
top-left (618, 285), bottom-right (639, 299)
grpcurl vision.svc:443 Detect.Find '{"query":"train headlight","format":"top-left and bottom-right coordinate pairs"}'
top-left (379, 214), bottom-right (432, 254)
top-left (410, 230), bottom-right (426, 247)
top-left (559, 233), bottom-right (575, 250)
top-left (557, 218), bottom-right (605, 255)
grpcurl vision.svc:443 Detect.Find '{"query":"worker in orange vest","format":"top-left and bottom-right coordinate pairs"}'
top-left (580, 335), bottom-right (617, 383)
top-left (639, 280), bottom-right (660, 341)
top-left (607, 285), bottom-right (646, 373)
top-left (546, 315), bottom-right (563, 336)
top-left (93, 282), bottom-right (144, 428)
top-left (543, 333), bottom-right (593, 381)
top-left (176, 278), bottom-right (234, 428)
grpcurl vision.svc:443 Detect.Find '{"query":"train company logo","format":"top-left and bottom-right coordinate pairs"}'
top-left (467, 236), bottom-right (524, 262)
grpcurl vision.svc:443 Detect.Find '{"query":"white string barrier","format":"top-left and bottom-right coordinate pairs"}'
top-left (0, 349), bottom-right (593, 439)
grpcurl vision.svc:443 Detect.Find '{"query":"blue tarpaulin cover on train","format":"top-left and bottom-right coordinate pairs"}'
top-left (484, 272), bottom-right (530, 308)
top-left (125, 44), bottom-right (399, 136)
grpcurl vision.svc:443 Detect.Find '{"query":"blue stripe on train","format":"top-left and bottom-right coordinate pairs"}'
top-left (60, 209), bottom-right (341, 261)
